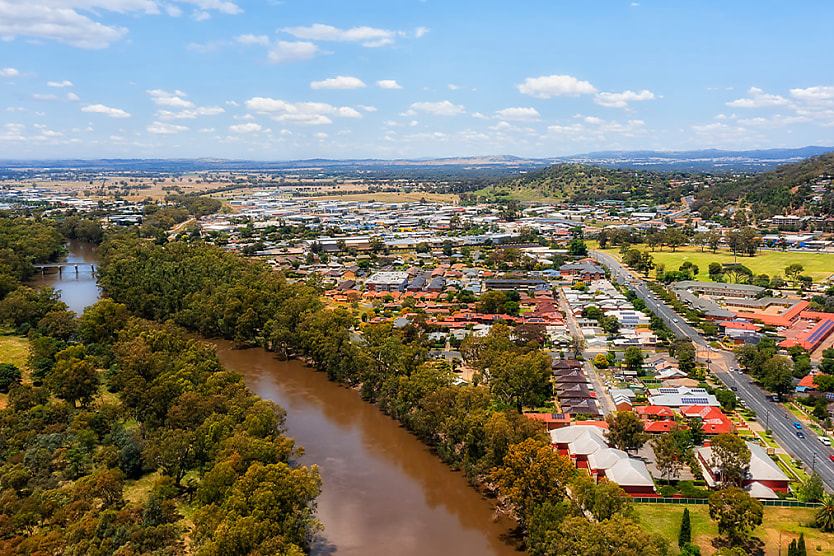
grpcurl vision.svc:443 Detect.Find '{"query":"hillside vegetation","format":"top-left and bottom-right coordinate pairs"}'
top-left (470, 163), bottom-right (694, 205)
top-left (696, 150), bottom-right (834, 219)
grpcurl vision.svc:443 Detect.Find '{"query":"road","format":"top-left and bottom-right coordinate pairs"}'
top-left (555, 288), bottom-right (615, 416)
top-left (592, 250), bottom-right (834, 491)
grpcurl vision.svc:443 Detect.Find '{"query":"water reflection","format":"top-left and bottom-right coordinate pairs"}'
top-left (29, 239), bottom-right (100, 316)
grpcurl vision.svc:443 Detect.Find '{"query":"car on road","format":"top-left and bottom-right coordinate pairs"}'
top-left (673, 318), bottom-right (679, 323)
top-left (830, 455), bottom-right (834, 463)
top-left (819, 436), bottom-right (831, 446)
top-left (797, 431), bottom-right (805, 439)
top-left (794, 422), bottom-right (803, 430)
top-left (730, 386), bottom-right (738, 391)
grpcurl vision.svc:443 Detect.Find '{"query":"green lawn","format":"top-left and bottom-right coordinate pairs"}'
top-left (0, 335), bottom-right (30, 370)
top-left (593, 244), bottom-right (834, 282)
top-left (635, 504), bottom-right (831, 555)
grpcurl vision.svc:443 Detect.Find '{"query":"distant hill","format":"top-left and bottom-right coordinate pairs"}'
top-left (695, 150), bottom-right (834, 218)
top-left (1, 146), bottom-right (832, 175)
top-left (554, 146), bottom-right (834, 172)
top-left (472, 163), bottom-right (690, 205)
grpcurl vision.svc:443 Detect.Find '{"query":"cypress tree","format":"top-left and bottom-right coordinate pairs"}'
top-left (679, 506), bottom-right (692, 547)
top-left (788, 538), bottom-right (797, 556)
top-left (798, 532), bottom-right (806, 556)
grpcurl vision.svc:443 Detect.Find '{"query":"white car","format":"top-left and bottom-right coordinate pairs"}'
top-left (673, 318), bottom-right (679, 323)
top-left (820, 436), bottom-right (831, 446)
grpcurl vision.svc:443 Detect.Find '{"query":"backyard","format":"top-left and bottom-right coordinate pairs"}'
top-left (635, 504), bottom-right (831, 555)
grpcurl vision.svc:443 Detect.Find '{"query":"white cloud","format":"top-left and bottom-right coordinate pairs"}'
top-left (494, 107), bottom-right (540, 121)
top-left (377, 79), bottom-right (402, 89)
top-left (192, 10), bottom-right (211, 21)
top-left (414, 26), bottom-right (429, 38)
top-left (47, 80), bottom-right (73, 87)
top-left (236, 34), bottom-right (270, 46)
top-left (790, 86), bottom-right (834, 104)
top-left (229, 122), bottom-right (262, 133)
top-left (147, 89), bottom-right (194, 108)
top-left (517, 74), bottom-right (597, 98)
top-left (726, 87), bottom-right (791, 108)
top-left (448, 84), bottom-right (460, 90)
top-left (31, 93), bottom-right (61, 101)
top-left (66, 92), bottom-right (80, 102)
top-left (82, 104), bottom-right (130, 118)
top-left (268, 41), bottom-right (319, 64)
top-left (245, 97), bottom-right (362, 125)
top-left (165, 4), bottom-right (183, 16)
top-left (357, 105), bottom-right (376, 112)
top-left (176, 0), bottom-right (241, 15)
top-left (594, 89), bottom-right (655, 108)
top-left (283, 23), bottom-right (396, 47)
top-left (545, 116), bottom-right (646, 140)
top-left (311, 76), bottom-right (367, 90)
top-left (0, 67), bottom-right (20, 78)
top-left (147, 121), bottom-right (188, 134)
top-left (157, 106), bottom-right (224, 119)
top-left (408, 100), bottom-right (465, 116)
top-left (0, 1), bottom-right (129, 49)
top-left (314, 132), bottom-right (328, 139)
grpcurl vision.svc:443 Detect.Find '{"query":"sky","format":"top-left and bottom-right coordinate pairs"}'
top-left (1, 0), bottom-right (833, 160)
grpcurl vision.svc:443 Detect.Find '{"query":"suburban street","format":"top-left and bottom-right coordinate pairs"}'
top-left (592, 250), bottom-right (834, 491)
top-left (556, 288), bottom-right (616, 416)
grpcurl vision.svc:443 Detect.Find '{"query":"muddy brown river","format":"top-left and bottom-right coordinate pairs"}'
top-left (35, 242), bottom-right (521, 555)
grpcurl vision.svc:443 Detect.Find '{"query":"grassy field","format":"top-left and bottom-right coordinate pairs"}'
top-left (635, 504), bottom-right (831, 555)
top-left (592, 244), bottom-right (834, 282)
top-left (0, 335), bottom-right (30, 409)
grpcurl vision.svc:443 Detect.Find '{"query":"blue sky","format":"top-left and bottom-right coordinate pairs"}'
top-left (1, 0), bottom-right (833, 160)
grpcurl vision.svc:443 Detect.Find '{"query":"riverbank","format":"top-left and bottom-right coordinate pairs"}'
top-left (212, 340), bottom-right (523, 556)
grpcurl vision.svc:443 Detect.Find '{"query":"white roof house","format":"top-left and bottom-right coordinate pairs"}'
top-left (587, 447), bottom-right (629, 472)
top-left (648, 386), bottom-right (719, 407)
top-left (605, 458), bottom-right (656, 489)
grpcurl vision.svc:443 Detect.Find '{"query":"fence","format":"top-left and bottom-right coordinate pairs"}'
top-left (632, 497), bottom-right (820, 508)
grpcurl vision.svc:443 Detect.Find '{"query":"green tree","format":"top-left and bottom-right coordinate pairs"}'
top-left (679, 506), bottom-right (692, 547)
top-left (568, 238), bottom-right (588, 257)
top-left (570, 475), bottom-right (632, 522)
top-left (708, 433), bottom-right (751, 486)
top-left (0, 363), bottom-right (22, 392)
top-left (491, 438), bottom-right (575, 524)
top-left (546, 515), bottom-right (668, 556)
top-left (798, 473), bottom-right (825, 503)
top-left (623, 346), bottom-right (644, 372)
top-left (652, 433), bottom-right (682, 483)
top-left (816, 493), bottom-right (834, 532)
top-left (761, 355), bottom-right (793, 397)
top-left (47, 346), bottom-right (100, 407)
top-left (785, 263), bottom-right (804, 283)
top-left (708, 486), bottom-right (763, 545)
top-left (487, 350), bottom-right (552, 413)
top-left (593, 353), bottom-right (610, 369)
top-left (606, 411), bottom-right (646, 452)
top-left (665, 228), bottom-right (687, 252)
